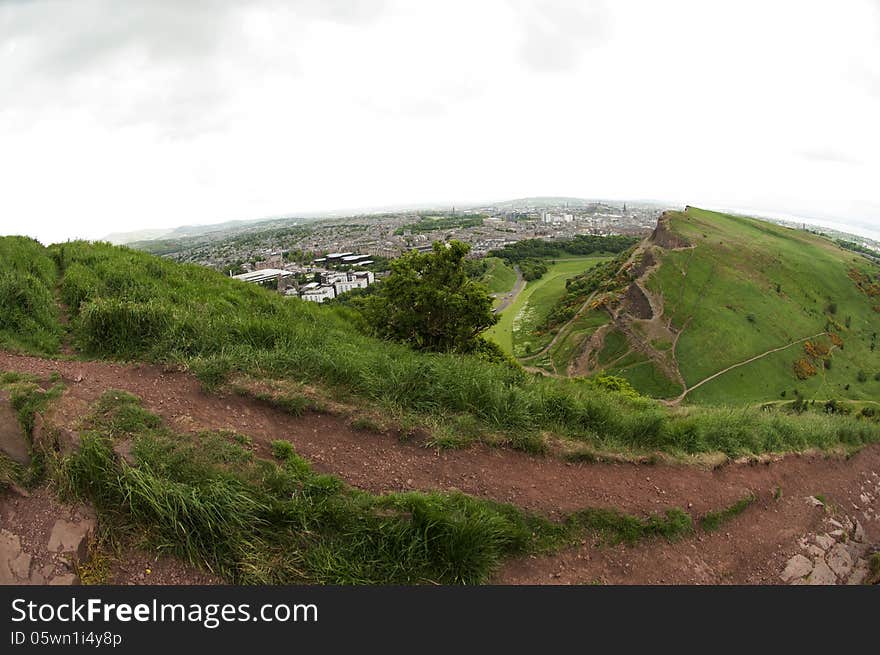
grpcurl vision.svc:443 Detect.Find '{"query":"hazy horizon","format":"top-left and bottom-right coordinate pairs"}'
top-left (2, 1), bottom-right (879, 245)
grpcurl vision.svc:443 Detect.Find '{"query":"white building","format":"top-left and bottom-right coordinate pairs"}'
top-left (331, 270), bottom-right (374, 295)
top-left (541, 212), bottom-right (574, 224)
top-left (300, 285), bottom-right (336, 303)
top-left (334, 278), bottom-right (368, 295)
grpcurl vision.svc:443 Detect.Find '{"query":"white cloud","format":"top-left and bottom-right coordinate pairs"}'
top-left (0, 0), bottom-right (878, 244)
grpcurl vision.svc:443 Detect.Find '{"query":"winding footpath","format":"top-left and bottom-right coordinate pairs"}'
top-left (668, 332), bottom-right (828, 405)
top-left (1, 350), bottom-right (878, 585)
top-left (491, 266), bottom-right (525, 314)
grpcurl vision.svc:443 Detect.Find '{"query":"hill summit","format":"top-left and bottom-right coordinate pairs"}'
top-left (562, 207), bottom-right (880, 405)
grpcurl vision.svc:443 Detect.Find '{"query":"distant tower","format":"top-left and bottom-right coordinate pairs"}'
top-left (623, 202), bottom-right (627, 213)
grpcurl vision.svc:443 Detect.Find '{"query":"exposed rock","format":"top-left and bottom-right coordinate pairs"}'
top-left (48, 573), bottom-right (79, 586)
top-left (780, 554), bottom-right (813, 582)
top-left (9, 549), bottom-right (31, 579)
top-left (631, 249), bottom-right (657, 278)
top-left (1, 529), bottom-right (31, 583)
top-left (846, 565), bottom-right (869, 586)
top-left (113, 439), bottom-right (136, 466)
top-left (806, 496), bottom-right (825, 508)
top-left (47, 518), bottom-right (95, 563)
top-left (805, 545), bottom-right (826, 558)
top-left (826, 544), bottom-right (853, 578)
top-left (649, 213), bottom-right (690, 249)
top-left (807, 559), bottom-right (838, 585)
top-left (854, 521), bottom-right (866, 543)
top-left (814, 534), bottom-right (835, 550)
top-left (32, 413), bottom-right (80, 455)
top-left (622, 283), bottom-right (653, 320)
top-left (0, 390), bottom-right (31, 465)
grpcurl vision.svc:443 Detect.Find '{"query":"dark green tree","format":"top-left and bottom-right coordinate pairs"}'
top-left (360, 241), bottom-right (498, 353)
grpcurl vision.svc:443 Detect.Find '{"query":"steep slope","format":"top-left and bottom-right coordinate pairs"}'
top-left (3, 235), bottom-right (880, 457)
top-left (0, 236), bottom-right (63, 355)
top-left (570, 207), bottom-right (880, 405)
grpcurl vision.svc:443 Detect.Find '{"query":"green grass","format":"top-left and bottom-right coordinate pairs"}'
top-left (479, 257), bottom-right (518, 295)
top-left (56, 391), bottom-right (694, 584)
top-left (643, 208), bottom-right (880, 404)
top-left (484, 256), bottom-right (610, 358)
top-left (0, 452), bottom-right (25, 489)
top-left (0, 236), bottom-right (63, 355)
top-left (1, 372), bottom-right (64, 438)
top-left (868, 553), bottom-right (880, 585)
top-left (0, 371), bottom-right (65, 487)
top-left (0, 237), bottom-right (877, 458)
top-left (567, 507), bottom-right (692, 545)
top-left (548, 310), bottom-right (609, 373)
top-left (611, 358), bottom-right (683, 399)
top-left (699, 493), bottom-right (756, 532)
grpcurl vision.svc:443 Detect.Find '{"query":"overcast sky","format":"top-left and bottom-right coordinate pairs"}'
top-left (2, 0), bottom-right (879, 244)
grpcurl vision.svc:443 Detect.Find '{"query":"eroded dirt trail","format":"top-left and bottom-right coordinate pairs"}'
top-left (2, 351), bottom-right (878, 584)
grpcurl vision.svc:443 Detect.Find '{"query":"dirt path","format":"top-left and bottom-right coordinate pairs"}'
top-left (497, 465), bottom-right (879, 584)
top-left (492, 266), bottom-right (525, 314)
top-left (668, 332), bottom-right (827, 406)
top-left (3, 351), bottom-right (878, 584)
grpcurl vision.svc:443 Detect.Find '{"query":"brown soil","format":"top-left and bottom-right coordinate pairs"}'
top-left (0, 487), bottom-right (218, 585)
top-left (2, 351), bottom-right (878, 585)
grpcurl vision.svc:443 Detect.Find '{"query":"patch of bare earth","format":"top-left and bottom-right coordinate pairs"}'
top-left (0, 486), bottom-right (216, 585)
top-left (2, 351), bottom-right (879, 585)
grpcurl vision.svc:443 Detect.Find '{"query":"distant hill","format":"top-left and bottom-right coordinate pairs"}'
top-left (547, 207), bottom-right (880, 404)
top-left (104, 216), bottom-right (311, 246)
top-left (103, 228), bottom-right (176, 245)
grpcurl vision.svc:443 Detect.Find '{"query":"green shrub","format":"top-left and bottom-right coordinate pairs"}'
top-left (270, 440), bottom-right (294, 460)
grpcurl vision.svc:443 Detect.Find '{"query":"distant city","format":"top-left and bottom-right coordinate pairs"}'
top-left (119, 197), bottom-right (880, 302)
top-left (124, 198), bottom-right (667, 301)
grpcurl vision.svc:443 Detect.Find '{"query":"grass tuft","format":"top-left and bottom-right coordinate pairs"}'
top-left (567, 507), bottom-right (693, 545)
top-left (700, 494), bottom-right (757, 532)
top-left (54, 392), bottom-right (698, 584)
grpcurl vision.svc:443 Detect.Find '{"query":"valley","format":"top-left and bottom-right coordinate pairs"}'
top-left (1, 209), bottom-right (878, 587)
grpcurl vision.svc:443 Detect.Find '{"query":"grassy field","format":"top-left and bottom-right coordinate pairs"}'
top-left (643, 208), bottom-right (880, 404)
top-left (484, 256), bottom-right (610, 357)
top-left (478, 257), bottom-right (518, 297)
top-left (2, 235), bottom-right (880, 458)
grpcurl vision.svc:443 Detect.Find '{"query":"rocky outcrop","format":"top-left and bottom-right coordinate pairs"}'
top-left (0, 390), bottom-right (31, 465)
top-left (649, 213), bottom-right (690, 250)
top-left (1, 488), bottom-right (96, 586)
top-left (630, 248), bottom-right (657, 279)
top-left (780, 482), bottom-right (880, 585)
top-left (622, 283), bottom-right (654, 320)
top-left (31, 393), bottom-right (88, 456)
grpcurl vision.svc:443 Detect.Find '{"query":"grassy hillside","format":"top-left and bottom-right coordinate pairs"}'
top-left (649, 208), bottom-right (880, 403)
top-left (0, 236), bottom-right (62, 354)
top-left (556, 208), bottom-right (880, 405)
top-left (479, 257), bottom-right (518, 295)
top-left (485, 256), bottom-right (611, 358)
top-left (2, 235), bottom-right (880, 458)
